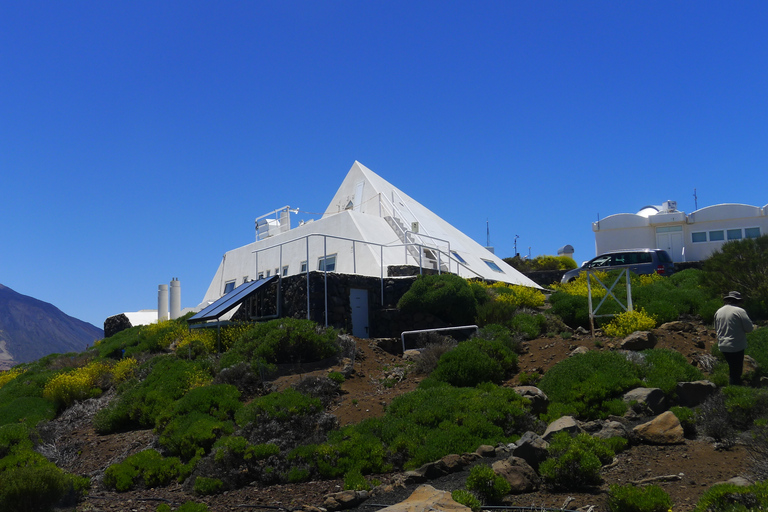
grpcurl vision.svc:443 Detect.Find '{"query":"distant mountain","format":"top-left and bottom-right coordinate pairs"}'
top-left (0, 284), bottom-right (103, 369)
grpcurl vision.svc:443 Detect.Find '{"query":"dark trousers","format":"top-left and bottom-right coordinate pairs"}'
top-left (722, 350), bottom-right (745, 386)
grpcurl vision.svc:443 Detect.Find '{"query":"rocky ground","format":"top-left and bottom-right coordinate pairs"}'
top-left (58, 321), bottom-right (759, 512)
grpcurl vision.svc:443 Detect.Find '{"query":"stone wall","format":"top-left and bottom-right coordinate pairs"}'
top-left (231, 269), bottom-right (450, 342)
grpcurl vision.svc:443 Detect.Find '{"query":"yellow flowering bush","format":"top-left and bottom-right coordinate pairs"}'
top-left (43, 361), bottom-right (112, 409)
top-left (0, 367), bottom-right (25, 390)
top-left (549, 270), bottom-right (609, 298)
top-left (477, 282), bottom-right (546, 308)
top-left (142, 320), bottom-right (188, 350)
top-left (185, 367), bottom-right (213, 390)
top-left (174, 329), bottom-right (218, 356)
top-left (111, 357), bottom-right (138, 383)
top-left (603, 309), bottom-right (657, 338)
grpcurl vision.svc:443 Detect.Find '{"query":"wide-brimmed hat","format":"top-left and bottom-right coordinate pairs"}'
top-left (723, 291), bottom-right (743, 301)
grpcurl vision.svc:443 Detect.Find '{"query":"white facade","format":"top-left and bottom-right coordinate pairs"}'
top-left (200, 161), bottom-right (541, 307)
top-left (594, 201), bottom-right (768, 263)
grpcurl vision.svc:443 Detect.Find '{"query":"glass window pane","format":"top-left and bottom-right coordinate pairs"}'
top-left (224, 281), bottom-right (236, 294)
top-left (482, 259), bottom-right (504, 273)
top-left (745, 227), bottom-right (761, 239)
top-left (692, 232), bottom-right (707, 243)
top-left (727, 229), bottom-right (742, 240)
top-left (709, 230), bottom-right (724, 241)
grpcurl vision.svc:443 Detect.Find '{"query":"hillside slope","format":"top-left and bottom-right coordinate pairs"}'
top-left (0, 283), bottom-right (103, 369)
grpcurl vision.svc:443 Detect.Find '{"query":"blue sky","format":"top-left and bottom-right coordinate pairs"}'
top-left (2, 1), bottom-right (767, 328)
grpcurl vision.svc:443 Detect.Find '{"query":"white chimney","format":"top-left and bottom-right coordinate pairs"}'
top-left (158, 284), bottom-right (169, 321)
top-left (170, 278), bottom-right (181, 320)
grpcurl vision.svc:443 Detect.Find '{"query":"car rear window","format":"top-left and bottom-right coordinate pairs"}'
top-left (655, 251), bottom-right (672, 263)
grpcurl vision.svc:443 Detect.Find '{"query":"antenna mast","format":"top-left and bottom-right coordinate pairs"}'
top-left (694, 188), bottom-right (698, 210)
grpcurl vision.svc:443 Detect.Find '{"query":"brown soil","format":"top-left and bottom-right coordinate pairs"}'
top-left (69, 323), bottom-right (756, 512)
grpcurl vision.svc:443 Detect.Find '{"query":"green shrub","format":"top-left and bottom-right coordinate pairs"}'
top-left (475, 299), bottom-right (518, 327)
top-left (640, 349), bottom-right (704, 395)
top-left (508, 312), bottom-right (547, 340)
top-left (220, 318), bottom-right (339, 371)
top-left (343, 468), bottom-right (371, 491)
top-left (0, 460), bottom-right (90, 512)
top-left (608, 484), bottom-right (672, 512)
top-left (465, 464), bottom-right (511, 503)
top-left (0, 397), bottom-right (56, 428)
top-left (157, 502), bottom-right (211, 512)
top-left (671, 406), bottom-right (697, 437)
top-left (747, 327), bottom-right (768, 380)
top-left (430, 337), bottom-right (517, 387)
top-left (397, 274), bottom-right (478, 325)
top-left (93, 356), bottom-right (211, 433)
top-left (193, 476), bottom-right (223, 495)
top-left (549, 292), bottom-right (591, 329)
top-left (538, 351), bottom-right (641, 421)
top-left (328, 371), bottom-right (345, 384)
top-left (694, 480), bottom-right (768, 512)
top-left (155, 384), bottom-right (241, 460)
top-left (702, 234), bottom-right (768, 320)
top-left (293, 383), bottom-right (534, 476)
top-left (721, 386), bottom-right (768, 430)
top-left (103, 449), bottom-right (187, 491)
top-left (504, 254), bottom-right (577, 272)
top-left (539, 432), bottom-right (615, 489)
top-left (452, 489), bottom-right (481, 511)
top-left (235, 388), bottom-right (322, 427)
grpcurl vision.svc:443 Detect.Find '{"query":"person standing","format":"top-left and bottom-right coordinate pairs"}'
top-left (714, 291), bottom-right (754, 386)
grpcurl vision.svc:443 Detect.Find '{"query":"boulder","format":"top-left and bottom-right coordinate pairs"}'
top-left (675, 380), bottom-right (717, 407)
top-left (512, 386), bottom-right (549, 415)
top-left (512, 431), bottom-right (549, 470)
top-left (593, 420), bottom-right (630, 440)
top-left (620, 331), bottom-right (657, 351)
top-left (323, 490), bottom-right (369, 511)
top-left (569, 346), bottom-right (590, 357)
top-left (633, 411), bottom-right (685, 444)
top-left (659, 321), bottom-right (695, 332)
top-left (543, 415), bottom-right (582, 441)
top-left (377, 484), bottom-right (470, 512)
top-left (476, 445), bottom-right (496, 457)
top-left (623, 387), bottom-right (668, 415)
top-left (492, 456), bottom-right (540, 494)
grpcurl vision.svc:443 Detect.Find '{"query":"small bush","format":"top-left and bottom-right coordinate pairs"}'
top-left (343, 468), bottom-right (371, 491)
top-left (397, 274), bottom-right (478, 325)
top-left (43, 360), bottom-right (111, 410)
top-left (430, 338), bottom-right (516, 387)
top-left (412, 338), bottom-right (457, 375)
top-left (670, 406), bottom-right (697, 438)
top-left (221, 318), bottom-right (339, 369)
top-left (608, 483), bottom-right (672, 512)
top-left (465, 464), bottom-right (511, 503)
top-left (235, 388), bottom-right (322, 426)
top-left (103, 449), bottom-right (187, 491)
top-left (693, 480), bottom-right (768, 512)
top-left (509, 311), bottom-right (547, 340)
top-left (452, 489), bottom-right (481, 511)
top-left (603, 309), bottom-right (656, 338)
top-left (0, 460), bottom-right (90, 512)
top-left (538, 351), bottom-right (641, 421)
top-left (640, 349), bottom-right (704, 395)
top-left (193, 476), bottom-right (223, 495)
top-left (539, 432), bottom-right (615, 489)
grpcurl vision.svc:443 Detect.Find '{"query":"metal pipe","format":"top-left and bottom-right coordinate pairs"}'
top-left (401, 325), bottom-right (479, 353)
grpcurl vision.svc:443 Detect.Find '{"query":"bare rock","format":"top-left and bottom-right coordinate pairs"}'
top-left (569, 346), bottom-right (590, 357)
top-left (633, 411), bottom-right (685, 444)
top-left (377, 484), bottom-right (470, 512)
top-left (512, 386), bottom-right (549, 415)
top-left (323, 490), bottom-right (369, 511)
top-left (476, 445), bottom-right (496, 457)
top-left (675, 380), bottom-right (717, 407)
top-left (543, 415), bottom-right (582, 441)
top-left (492, 456), bottom-right (540, 494)
top-left (512, 431), bottom-right (549, 471)
top-left (623, 387), bottom-right (668, 415)
top-left (620, 331), bottom-right (657, 351)
top-left (659, 321), bottom-right (696, 332)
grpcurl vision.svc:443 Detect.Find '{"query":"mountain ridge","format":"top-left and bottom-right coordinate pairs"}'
top-left (0, 283), bottom-right (104, 369)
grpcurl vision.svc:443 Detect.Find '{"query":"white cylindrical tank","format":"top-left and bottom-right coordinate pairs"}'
top-left (170, 278), bottom-right (181, 320)
top-left (158, 284), bottom-right (169, 321)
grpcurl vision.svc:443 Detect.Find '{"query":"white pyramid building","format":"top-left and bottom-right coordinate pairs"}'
top-left (200, 162), bottom-right (540, 307)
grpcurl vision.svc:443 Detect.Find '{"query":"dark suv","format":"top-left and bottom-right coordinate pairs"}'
top-left (561, 249), bottom-right (675, 283)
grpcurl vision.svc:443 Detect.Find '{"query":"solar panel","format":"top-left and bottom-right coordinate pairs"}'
top-left (189, 275), bottom-right (277, 323)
